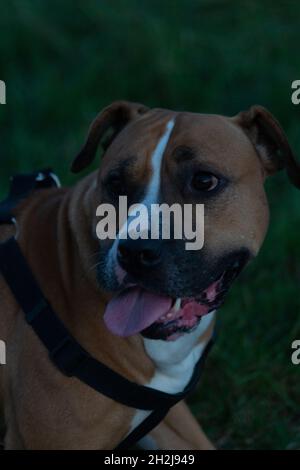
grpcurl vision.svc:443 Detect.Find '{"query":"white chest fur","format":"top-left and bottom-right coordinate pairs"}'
top-left (129, 311), bottom-right (216, 434)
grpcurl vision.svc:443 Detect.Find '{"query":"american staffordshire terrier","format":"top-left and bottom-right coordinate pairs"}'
top-left (0, 101), bottom-right (299, 449)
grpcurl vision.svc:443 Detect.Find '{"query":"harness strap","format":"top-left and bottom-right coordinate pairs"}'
top-left (0, 237), bottom-right (190, 410)
top-left (116, 407), bottom-right (169, 450)
top-left (0, 237), bottom-right (214, 447)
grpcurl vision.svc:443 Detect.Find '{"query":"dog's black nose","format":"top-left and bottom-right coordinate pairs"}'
top-left (117, 238), bottom-right (162, 272)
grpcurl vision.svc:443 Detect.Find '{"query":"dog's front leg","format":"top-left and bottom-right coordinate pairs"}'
top-left (139, 401), bottom-right (215, 450)
top-left (3, 401), bottom-right (24, 450)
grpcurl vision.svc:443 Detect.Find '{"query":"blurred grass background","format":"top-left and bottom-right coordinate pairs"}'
top-left (0, 0), bottom-right (299, 450)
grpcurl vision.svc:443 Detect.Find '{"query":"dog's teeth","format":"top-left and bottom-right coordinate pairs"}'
top-left (174, 298), bottom-right (181, 311)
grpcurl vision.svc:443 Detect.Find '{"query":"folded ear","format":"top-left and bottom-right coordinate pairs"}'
top-left (71, 101), bottom-right (149, 173)
top-left (233, 105), bottom-right (300, 188)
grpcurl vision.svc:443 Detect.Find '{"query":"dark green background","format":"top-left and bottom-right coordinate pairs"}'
top-left (0, 0), bottom-right (299, 449)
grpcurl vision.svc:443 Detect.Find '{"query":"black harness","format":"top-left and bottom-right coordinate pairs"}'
top-left (0, 170), bottom-right (214, 449)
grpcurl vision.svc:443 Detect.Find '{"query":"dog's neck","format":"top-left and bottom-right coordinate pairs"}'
top-left (144, 312), bottom-right (215, 370)
top-left (129, 312), bottom-right (216, 433)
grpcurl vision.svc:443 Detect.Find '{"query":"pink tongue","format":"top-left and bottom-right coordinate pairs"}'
top-left (104, 287), bottom-right (172, 337)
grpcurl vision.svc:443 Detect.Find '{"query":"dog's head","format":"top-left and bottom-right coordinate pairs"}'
top-left (72, 101), bottom-right (300, 341)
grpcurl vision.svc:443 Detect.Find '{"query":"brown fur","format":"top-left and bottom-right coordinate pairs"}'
top-left (0, 102), bottom-right (299, 449)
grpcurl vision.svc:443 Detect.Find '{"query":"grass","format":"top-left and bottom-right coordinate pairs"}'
top-left (0, 0), bottom-right (299, 449)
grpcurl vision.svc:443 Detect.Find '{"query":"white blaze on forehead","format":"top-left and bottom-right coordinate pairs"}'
top-left (143, 118), bottom-right (175, 205)
top-left (106, 117), bottom-right (175, 272)
top-left (116, 117), bottom-right (175, 239)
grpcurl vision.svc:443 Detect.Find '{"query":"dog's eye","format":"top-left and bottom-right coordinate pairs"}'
top-left (105, 172), bottom-right (124, 195)
top-left (191, 172), bottom-right (219, 192)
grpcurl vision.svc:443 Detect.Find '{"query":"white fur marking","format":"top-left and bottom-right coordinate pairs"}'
top-left (143, 118), bottom-right (175, 205)
top-left (107, 118), bottom-right (175, 271)
top-left (138, 435), bottom-right (159, 450)
top-left (129, 311), bottom-right (216, 433)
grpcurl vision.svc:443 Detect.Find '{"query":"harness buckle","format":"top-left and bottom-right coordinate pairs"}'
top-left (35, 171), bottom-right (61, 188)
top-left (50, 336), bottom-right (88, 377)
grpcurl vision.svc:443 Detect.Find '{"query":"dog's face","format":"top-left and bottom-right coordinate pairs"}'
top-left (72, 102), bottom-right (300, 341)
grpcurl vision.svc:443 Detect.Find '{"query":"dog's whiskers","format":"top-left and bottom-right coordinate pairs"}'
top-left (89, 261), bottom-right (101, 272)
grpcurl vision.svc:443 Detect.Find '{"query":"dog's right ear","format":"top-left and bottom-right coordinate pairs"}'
top-left (71, 101), bottom-right (149, 173)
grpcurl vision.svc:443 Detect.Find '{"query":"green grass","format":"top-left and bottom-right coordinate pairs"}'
top-left (0, 0), bottom-right (299, 449)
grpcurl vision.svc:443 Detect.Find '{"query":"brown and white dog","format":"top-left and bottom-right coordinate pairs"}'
top-left (0, 102), bottom-right (299, 450)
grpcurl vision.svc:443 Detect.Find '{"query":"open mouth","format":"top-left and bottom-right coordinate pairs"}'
top-left (103, 257), bottom-right (245, 341)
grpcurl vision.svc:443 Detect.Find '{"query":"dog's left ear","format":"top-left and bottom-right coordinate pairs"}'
top-left (71, 101), bottom-right (149, 173)
top-left (233, 105), bottom-right (300, 188)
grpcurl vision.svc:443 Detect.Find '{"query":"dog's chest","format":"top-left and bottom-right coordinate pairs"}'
top-left (129, 312), bottom-right (215, 435)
